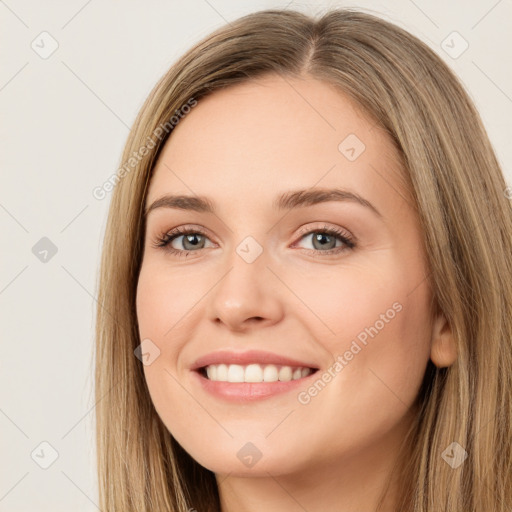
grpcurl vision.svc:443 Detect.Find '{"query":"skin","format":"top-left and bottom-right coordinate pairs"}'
top-left (135, 74), bottom-right (457, 512)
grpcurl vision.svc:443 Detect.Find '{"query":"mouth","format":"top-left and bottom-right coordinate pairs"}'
top-left (196, 363), bottom-right (319, 383)
top-left (192, 363), bottom-right (320, 402)
top-left (189, 349), bottom-right (320, 401)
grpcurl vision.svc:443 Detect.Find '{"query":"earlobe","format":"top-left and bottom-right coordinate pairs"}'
top-left (430, 313), bottom-right (458, 368)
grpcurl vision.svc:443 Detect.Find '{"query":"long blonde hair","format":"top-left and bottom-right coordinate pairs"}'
top-left (94, 7), bottom-right (512, 511)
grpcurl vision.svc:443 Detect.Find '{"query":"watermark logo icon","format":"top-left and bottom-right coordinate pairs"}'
top-left (236, 236), bottom-right (263, 264)
top-left (237, 442), bottom-right (263, 468)
top-left (441, 31), bottom-right (469, 59)
top-left (31, 441), bottom-right (59, 469)
top-left (134, 338), bottom-right (161, 366)
top-left (441, 441), bottom-right (468, 469)
top-left (338, 134), bottom-right (366, 161)
top-left (31, 31), bottom-right (59, 59)
top-left (32, 237), bottom-right (58, 263)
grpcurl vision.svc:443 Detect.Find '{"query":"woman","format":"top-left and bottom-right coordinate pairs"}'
top-left (94, 7), bottom-right (512, 511)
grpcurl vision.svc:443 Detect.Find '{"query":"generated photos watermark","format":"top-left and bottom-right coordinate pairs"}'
top-left (297, 301), bottom-right (403, 405)
top-left (92, 97), bottom-right (198, 200)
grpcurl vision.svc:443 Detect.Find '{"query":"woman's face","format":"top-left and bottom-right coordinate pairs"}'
top-left (136, 74), bottom-right (445, 477)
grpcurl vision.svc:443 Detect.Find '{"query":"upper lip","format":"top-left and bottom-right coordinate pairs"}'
top-left (190, 350), bottom-right (319, 371)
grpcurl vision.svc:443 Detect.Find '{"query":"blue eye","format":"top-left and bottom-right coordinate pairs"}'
top-left (153, 227), bottom-right (212, 257)
top-left (293, 225), bottom-right (355, 254)
top-left (152, 224), bottom-right (355, 258)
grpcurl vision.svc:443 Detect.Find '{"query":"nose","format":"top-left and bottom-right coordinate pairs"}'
top-left (206, 251), bottom-right (284, 333)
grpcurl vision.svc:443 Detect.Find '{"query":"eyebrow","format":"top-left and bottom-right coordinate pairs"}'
top-left (144, 187), bottom-right (382, 218)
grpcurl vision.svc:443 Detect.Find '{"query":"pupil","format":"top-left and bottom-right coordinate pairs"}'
top-left (314, 233), bottom-right (335, 250)
top-left (184, 234), bottom-right (203, 250)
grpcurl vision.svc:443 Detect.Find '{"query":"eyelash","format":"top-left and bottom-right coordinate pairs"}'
top-left (151, 224), bottom-right (356, 258)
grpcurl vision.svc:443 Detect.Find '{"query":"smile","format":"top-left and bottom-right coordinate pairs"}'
top-left (200, 363), bottom-right (315, 383)
top-left (189, 349), bottom-right (320, 401)
top-left (192, 366), bottom-right (319, 402)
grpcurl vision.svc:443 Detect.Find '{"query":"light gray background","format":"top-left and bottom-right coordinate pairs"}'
top-left (1, 1), bottom-right (511, 510)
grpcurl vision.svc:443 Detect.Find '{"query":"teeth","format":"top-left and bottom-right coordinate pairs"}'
top-left (227, 364), bottom-right (245, 382)
top-left (263, 365), bottom-right (278, 382)
top-left (206, 365), bottom-right (217, 380)
top-left (278, 366), bottom-right (292, 382)
top-left (245, 364), bottom-right (263, 382)
top-left (202, 363), bottom-right (314, 383)
top-left (217, 363), bottom-right (228, 381)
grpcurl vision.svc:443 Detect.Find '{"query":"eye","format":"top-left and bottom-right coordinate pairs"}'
top-left (292, 224), bottom-right (356, 257)
top-left (151, 223), bottom-right (356, 258)
top-left (151, 226), bottom-right (214, 257)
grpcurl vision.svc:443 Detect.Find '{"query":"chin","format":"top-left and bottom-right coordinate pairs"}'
top-left (183, 440), bottom-right (305, 477)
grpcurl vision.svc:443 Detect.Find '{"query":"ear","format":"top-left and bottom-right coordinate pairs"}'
top-left (430, 312), bottom-right (457, 368)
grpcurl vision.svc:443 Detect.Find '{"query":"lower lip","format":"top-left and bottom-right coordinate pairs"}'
top-left (191, 369), bottom-right (318, 402)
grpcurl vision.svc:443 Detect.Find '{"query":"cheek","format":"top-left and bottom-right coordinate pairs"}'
top-left (284, 272), bottom-right (432, 461)
top-left (302, 265), bottom-right (432, 419)
top-left (135, 260), bottom-right (201, 341)
top-left (136, 266), bottom-right (197, 438)
top-left (295, 254), bottom-right (433, 408)
top-left (135, 260), bottom-right (212, 424)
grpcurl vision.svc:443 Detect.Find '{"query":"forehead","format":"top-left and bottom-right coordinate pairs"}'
top-left (145, 75), bottom-right (407, 215)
